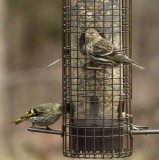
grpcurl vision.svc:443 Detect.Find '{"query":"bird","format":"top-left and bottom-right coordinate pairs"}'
top-left (10, 103), bottom-right (63, 129)
top-left (86, 42), bottom-right (119, 67)
top-left (106, 51), bottom-right (145, 70)
top-left (85, 28), bottom-right (114, 54)
top-left (85, 28), bottom-right (145, 70)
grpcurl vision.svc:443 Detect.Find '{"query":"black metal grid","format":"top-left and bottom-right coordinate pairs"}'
top-left (62, 0), bottom-right (132, 158)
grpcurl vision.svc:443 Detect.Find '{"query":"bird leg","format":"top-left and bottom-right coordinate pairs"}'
top-left (46, 126), bottom-right (51, 130)
top-left (31, 123), bottom-right (35, 128)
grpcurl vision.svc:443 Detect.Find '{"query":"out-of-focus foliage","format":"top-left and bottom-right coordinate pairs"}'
top-left (5, 0), bottom-right (63, 79)
top-left (6, 0), bottom-right (62, 72)
top-left (7, 0), bottom-right (62, 42)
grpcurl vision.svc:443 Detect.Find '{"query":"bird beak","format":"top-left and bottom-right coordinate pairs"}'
top-left (85, 32), bottom-right (90, 37)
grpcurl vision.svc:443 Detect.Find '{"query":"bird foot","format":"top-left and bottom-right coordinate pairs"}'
top-left (31, 123), bottom-right (35, 128)
top-left (46, 126), bottom-right (51, 130)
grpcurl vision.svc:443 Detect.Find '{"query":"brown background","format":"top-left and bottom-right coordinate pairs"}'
top-left (1, 0), bottom-right (159, 160)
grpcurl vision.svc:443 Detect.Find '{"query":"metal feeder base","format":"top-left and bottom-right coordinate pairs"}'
top-left (71, 127), bottom-right (124, 152)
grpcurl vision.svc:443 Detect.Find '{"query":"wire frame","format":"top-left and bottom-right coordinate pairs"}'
top-left (62, 0), bottom-right (132, 158)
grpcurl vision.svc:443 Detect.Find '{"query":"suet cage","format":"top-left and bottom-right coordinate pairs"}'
top-left (62, 0), bottom-right (132, 158)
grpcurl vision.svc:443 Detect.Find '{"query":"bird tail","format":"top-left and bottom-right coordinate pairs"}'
top-left (131, 61), bottom-right (145, 70)
top-left (112, 50), bottom-right (146, 70)
top-left (10, 118), bottom-right (26, 125)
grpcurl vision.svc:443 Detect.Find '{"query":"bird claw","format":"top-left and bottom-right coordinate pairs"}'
top-left (31, 123), bottom-right (35, 128)
top-left (46, 126), bottom-right (51, 130)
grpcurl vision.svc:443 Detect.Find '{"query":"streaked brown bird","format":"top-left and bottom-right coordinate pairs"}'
top-left (86, 42), bottom-right (119, 67)
top-left (85, 28), bottom-right (145, 70)
top-left (10, 103), bottom-right (63, 129)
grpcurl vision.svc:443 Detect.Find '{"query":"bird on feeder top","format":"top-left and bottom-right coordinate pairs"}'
top-left (10, 103), bottom-right (63, 130)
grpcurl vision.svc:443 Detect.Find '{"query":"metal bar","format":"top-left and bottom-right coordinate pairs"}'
top-left (84, 1), bottom-right (87, 158)
top-left (131, 129), bottom-right (159, 135)
top-left (76, 0), bottom-right (79, 157)
top-left (111, 1), bottom-right (114, 158)
top-left (62, 0), bottom-right (66, 154)
top-left (28, 127), bottom-right (63, 135)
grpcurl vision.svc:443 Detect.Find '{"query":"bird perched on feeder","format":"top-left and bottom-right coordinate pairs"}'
top-left (85, 28), bottom-right (145, 70)
top-left (86, 42), bottom-right (119, 67)
top-left (10, 103), bottom-right (64, 129)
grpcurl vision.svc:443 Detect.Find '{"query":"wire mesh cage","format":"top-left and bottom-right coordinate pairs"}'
top-left (62, 0), bottom-right (133, 158)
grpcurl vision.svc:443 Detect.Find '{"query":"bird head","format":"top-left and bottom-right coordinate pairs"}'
top-left (53, 102), bottom-right (70, 115)
top-left (85, 28), bottom-right (101, 42)
top-left (52, 103), bottom-right (63, 114)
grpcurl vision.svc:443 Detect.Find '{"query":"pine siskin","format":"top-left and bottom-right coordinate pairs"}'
top-left (85, 28), bottom-right (145, 70)
top-left (106, 51), bottom-right (145, 70)
top-left (10, 103), bottom-right (63, 129)
top-left (85, 28), bottom-right (115, 55)
top-left (86, 42), bottom-right (119, 67)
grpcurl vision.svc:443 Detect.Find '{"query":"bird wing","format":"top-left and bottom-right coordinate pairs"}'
top-left (20, 103), bottom-right (53, 119)
top-left (89, 54), bottom-right (119, 66)
top-left (20, 108), bottom-right (43, 119)
top-left (107, 52), bottom-right (130, 63)
top-left (107, 51), bottom-right (145, 70)
top-left (34, 103), bottom-right (54, 114)
top-left (93, 38), bottom-right (114, 56)
top-left (36, 103), bottom-right (53, 108)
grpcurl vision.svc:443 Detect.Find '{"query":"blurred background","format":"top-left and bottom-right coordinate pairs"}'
top-left (1, 0), bottom-right (159, 160)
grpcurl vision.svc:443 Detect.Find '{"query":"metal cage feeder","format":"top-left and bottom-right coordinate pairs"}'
top-left (62, 0), bottom-right (132, 158)
top-left (26, 0), bottom-right (159, 158)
